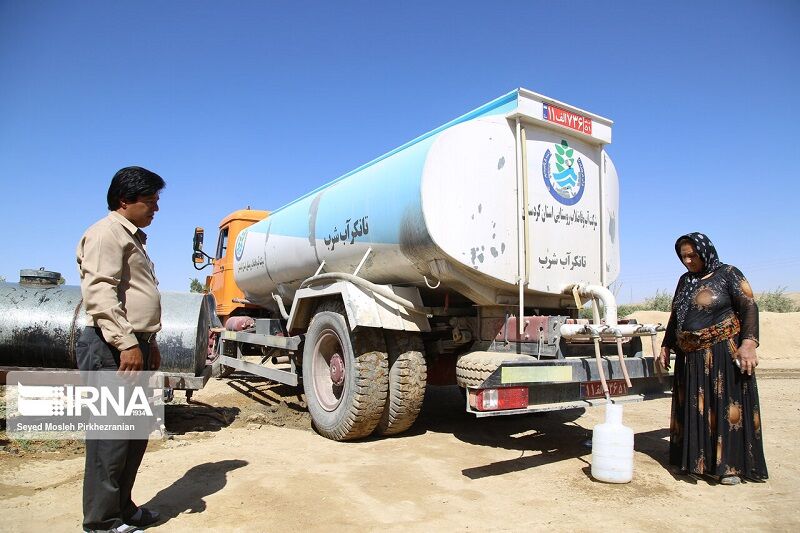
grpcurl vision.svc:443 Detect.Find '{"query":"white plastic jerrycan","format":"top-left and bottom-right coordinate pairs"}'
top-left (591, 403), bottom-right (634, 483)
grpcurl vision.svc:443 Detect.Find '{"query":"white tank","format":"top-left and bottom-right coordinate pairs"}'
top-left (234, 88), bottom-right (620, 308)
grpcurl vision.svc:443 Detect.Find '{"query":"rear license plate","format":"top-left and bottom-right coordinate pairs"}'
top-left (581, 379), bottom-right (628, 399)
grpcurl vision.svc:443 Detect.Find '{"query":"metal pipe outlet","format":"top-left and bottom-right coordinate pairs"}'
top-left (567, 283), bottom-right (618, 326)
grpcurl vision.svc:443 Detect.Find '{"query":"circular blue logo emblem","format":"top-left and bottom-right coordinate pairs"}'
top-left (542, 140), bottom-right (585, 206)
top-left (234, 230), bottom-right (247, 261)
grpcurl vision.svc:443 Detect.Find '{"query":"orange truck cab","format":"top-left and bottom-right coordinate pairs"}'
top-left (193, 208), bottom-right (268, 322)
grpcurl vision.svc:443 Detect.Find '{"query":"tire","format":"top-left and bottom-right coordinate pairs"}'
top-left (374, 331), bottom-right (427, 436)
top-left (456, 352), bottom-right (531, 388)
top-left (302, 306), bottom-right (388, 441)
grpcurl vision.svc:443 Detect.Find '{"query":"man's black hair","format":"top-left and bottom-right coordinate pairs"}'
top-left (107, 166), bottom-right (166, 210)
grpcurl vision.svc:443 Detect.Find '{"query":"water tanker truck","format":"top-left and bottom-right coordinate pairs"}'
top-left (192, 88), bottom-right (671, 441)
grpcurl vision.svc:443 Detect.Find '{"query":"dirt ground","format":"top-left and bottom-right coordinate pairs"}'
top-left (1, 367), bottom-right (799, 532)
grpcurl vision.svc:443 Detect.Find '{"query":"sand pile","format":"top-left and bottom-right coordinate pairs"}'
top-left (628, 310), bottom-right (800, 370)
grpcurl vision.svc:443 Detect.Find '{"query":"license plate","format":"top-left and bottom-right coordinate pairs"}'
top-left (581, 379), bottom-right (628, 399)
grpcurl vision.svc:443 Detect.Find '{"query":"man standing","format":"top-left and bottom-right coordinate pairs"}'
top-left (76, 166), bottom-right (165, 532)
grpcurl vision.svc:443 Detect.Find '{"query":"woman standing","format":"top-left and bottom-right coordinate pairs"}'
top-left (658, 232), bottom-right (768, 484)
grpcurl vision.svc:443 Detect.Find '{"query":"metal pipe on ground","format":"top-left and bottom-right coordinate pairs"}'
top-left (0, 275), bottom-right (218, 376)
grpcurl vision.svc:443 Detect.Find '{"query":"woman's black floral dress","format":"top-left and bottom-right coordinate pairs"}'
top-left (663, 256), bottom-right (768, 480)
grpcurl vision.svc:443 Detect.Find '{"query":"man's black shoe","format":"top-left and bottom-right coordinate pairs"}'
top-left (126, 507), bottom-right (160, 528)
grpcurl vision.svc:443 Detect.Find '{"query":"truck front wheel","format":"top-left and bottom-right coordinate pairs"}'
top-left (302, 310), bottom-right (388, 441)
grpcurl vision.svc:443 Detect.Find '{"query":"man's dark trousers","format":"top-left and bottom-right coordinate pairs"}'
top-left (77, 327), bottom-right (150, 532)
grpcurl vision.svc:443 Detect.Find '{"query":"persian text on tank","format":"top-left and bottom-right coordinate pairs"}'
top-left (324, 216), bottom-right (369, 251)
top-left (237, 255), bottom-right (265, 273)
top-left (538, 251), bottom-right (587, 270)
top-left (529, 204), bottom-right (598, 230)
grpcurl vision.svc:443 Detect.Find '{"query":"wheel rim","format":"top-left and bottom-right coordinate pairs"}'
top-left (312, 328), bottom-right (347, 412)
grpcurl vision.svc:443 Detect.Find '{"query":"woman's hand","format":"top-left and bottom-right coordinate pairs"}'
top-left (657, 346), bottom-right (671, 371)
top-left (736, 339), bottom-right (758, 376)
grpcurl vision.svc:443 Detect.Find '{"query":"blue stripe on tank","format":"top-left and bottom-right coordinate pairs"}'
top-left (312, 135), bottom-right (436, 245)
top-left (269, 89), bottom-right (520, 215)
top-left (251, 89), bottom-right (521, 244)
top-left (263, 134), bottom-right (436, 244)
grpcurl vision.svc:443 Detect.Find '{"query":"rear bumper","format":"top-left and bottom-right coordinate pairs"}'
top-left (466, 355), bottom-right (674, 417)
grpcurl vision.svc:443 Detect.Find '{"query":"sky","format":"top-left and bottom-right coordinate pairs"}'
top-left (1, 0), bottom-right (798, 303)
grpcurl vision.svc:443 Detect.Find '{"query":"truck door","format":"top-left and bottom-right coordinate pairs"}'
top-left (209, 227), bottom-right (230, 305)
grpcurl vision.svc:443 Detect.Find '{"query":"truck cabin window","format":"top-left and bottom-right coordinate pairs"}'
top-left (216, 228), bottom-right (229, 260)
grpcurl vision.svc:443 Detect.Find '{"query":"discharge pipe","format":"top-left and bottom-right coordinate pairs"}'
top-left (567, 283), bottom-right (618, 400)
top-left (566, 283), bottom-right (618, 326)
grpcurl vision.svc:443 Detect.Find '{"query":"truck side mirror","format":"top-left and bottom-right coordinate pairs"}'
top-left (193, 228), bottom-right (205, 263)
top-left (193, 227), bottom-right (204, 251)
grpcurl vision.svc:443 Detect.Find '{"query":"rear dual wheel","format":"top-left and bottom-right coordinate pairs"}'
top-left (302, 307), bottom-right (388, 441)
top-left (302, 304), bottom-right (427, 440)
top-left (375, 331), bottom-right (427, 436)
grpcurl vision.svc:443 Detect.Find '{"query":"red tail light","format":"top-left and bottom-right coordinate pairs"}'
top-left (473, 387), bottom-right (529, 411)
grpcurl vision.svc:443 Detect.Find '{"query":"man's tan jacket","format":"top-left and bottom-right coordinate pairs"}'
top-left (77, 211), bottom-right (161, 350)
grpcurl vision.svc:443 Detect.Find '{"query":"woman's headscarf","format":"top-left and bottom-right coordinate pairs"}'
top-left (671, 232), bottom-right (724, 328)
top-left (674, 232), bottom-right (722, 278)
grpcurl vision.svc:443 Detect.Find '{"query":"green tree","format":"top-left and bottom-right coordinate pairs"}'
top-left (189, 277), bottom-right (205, 293)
